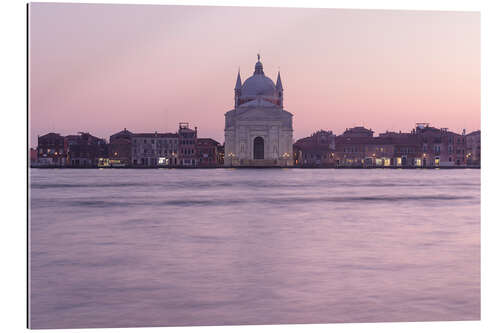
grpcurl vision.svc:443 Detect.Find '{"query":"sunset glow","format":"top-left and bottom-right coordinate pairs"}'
top-left (29, 3), bottom-right (480, 146)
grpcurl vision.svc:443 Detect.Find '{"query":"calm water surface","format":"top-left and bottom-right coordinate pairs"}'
top-left (29, 169), bottom-right (480, 328)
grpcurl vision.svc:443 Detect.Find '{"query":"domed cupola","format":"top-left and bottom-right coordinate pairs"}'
top-left (241, 74), bottom-right (276, 97)
top-left (236, 54), bottom-right (282, 107)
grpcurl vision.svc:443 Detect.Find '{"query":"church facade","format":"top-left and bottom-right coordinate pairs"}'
top-left (224, 56), bottom-right (294, 167)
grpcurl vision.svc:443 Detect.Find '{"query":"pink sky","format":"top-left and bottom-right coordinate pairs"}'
top-left (29, 3), bottom-right (480, 147)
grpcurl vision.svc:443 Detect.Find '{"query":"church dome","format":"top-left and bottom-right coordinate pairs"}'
top-left (234, 54), bottom-right (283, 108)
top-left (241, 74), bottom-right (277, 97)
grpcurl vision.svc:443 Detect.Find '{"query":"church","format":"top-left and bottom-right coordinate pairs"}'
top-left (224, 55), bottom-right (294, 167)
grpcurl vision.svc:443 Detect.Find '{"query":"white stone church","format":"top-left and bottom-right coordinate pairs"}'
top-left (224, 55), bottom-right (294, 167)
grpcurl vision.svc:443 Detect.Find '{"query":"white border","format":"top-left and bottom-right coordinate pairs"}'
top-left (1, 0), bottom-right (498, 332)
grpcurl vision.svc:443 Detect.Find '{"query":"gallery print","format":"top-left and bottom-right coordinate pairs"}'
top-left (28, 3), bottom-right (480, 329)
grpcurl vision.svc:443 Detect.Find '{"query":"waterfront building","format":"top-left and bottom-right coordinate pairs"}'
top-left (333, 126), bottom-right (374, 167)
top-left (328, 124), bottom-right (468, 168)
top-left (293, 130), bottom-right (336, 166)
top-left (108, 137), bottom-right (132, 167)
top-left (36, 132), bottom-right (67, 166)
top-left (416, 124), bottom-right (467, 167)
top-left (444, 130), bottom-right (467, 167)
top-left (178, 123), bottom-right (197, 167)
top-left (109, 128), bottom-right (133, 167)
top-left (131, 132), bottom-right (178, 167)
top-left (33, 124), bottom-right (476, 169)
top-left (224, 55), bottom-right (293, 167)
top-left (363, 137), bottom-right (396, 167)
top-left (196, 138), bottom-right (221, 167)
top-left (466, 130), bottom-right (481, 166)
top-left (66, 132), bottom-right (108, 167)
top-left (334, 137), bottom-right (370, 167)
top-left (383, 133), bottom-right (422, 167)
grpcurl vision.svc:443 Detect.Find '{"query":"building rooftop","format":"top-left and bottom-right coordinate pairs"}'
top-left (132, 132), bottom-right (178, 138)
top-left (197, 138), bottom-right (220, 146)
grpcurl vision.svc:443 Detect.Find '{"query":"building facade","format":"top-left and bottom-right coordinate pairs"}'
top-left (416, 124), bottom-right (467, 167)
top-left (196, 138), bottom-right (221, 167)
top-left (466, 130), bottom-right (481, 166)
top-left (334, 127), bottom-right (374, 167)
top-left (36, 133), bottom-right (67, 166)
top-left (66, 132), bottom-right (108, 167)
top-left (224, 55), bottom-right (293, 167)
top-left (293, 124), bottom-right (477, 168)
top-left (131, 132), bottom-right (178, 167)
top-left (293, 130), bottom-right (336, 166)
top-left (178, 123), bottom-right (197, 167)
top-left (108, 128), bottom-right (133, 167)
top-left (33, 128), bottom-right (221, 168)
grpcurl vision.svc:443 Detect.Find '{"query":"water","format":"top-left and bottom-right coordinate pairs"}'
top-left (29, 168), bottom-right (480, 329)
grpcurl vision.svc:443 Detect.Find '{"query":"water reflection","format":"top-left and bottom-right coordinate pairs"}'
top-left (29, 169), bottom-right (480, 328)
